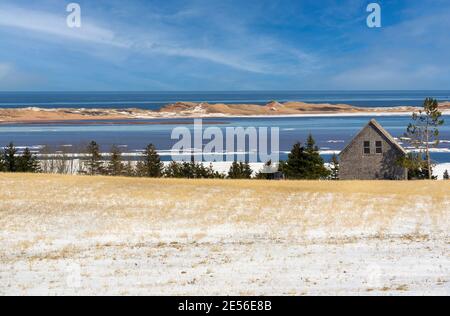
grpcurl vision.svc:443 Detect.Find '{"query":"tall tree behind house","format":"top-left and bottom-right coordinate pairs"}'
top-left (404, 98), bottom-right (444, 179)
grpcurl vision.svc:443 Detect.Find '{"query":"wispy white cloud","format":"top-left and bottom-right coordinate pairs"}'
top-left (0, 5), bottom-right (129, 48)
top-left (2, 0), bottom-right (447, 90)
top-left (328, 4), bottom-right (450, 90)
top-left (0, 3), bottom-right (319, 76)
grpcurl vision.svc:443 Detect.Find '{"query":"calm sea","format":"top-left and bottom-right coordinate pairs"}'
top-left (0, 91), bottom-right (449, 163)
top-left (1, 116), bottom-right (449, 163)
top-left (1, 91), bottom-right (450, 109)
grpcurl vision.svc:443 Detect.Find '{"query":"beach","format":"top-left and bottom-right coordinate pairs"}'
top-left (1, 101), bottom-right (450, 124)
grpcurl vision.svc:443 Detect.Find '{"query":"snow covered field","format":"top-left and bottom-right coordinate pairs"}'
top-left (0, 174), bottom-right (449, 295)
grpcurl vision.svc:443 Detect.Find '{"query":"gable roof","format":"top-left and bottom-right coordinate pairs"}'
top-left (339, 119), bottom-right (407, 157)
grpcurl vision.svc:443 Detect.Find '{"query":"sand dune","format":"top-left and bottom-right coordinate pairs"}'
top-left (1, 101), bottom-right (449, 123)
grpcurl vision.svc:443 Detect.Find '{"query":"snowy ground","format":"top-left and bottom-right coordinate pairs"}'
top-left (434, 163), bottom-right (450, 180)
top-left (0, 174), bottom-right (449, 295)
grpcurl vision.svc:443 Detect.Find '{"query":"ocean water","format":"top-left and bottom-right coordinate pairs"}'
top-left (1, 91), bottom-right (449, 163)
top-left (1, 91), bottom-right (450, 109)
top-left (1, 115), bottom-right (449, 163)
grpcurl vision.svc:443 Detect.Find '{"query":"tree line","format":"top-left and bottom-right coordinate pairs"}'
top-left (0, 143), bottom-right (40, 173)
top-left (3, 134), bottom-right (447, 180)
top-left (0, 135), bottom-right (340, 180)
top-left (70, 134), bottom-right (338, 179)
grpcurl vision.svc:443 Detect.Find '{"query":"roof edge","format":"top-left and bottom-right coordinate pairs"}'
top-left (339, 118), bottom-right (407, 157)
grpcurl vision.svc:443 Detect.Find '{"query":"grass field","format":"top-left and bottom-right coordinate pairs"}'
top-left (0, 174), bottom-right (449, 295)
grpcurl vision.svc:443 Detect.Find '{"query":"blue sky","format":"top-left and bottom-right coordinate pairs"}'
top-left (0, 0), bottom-right (449, 91)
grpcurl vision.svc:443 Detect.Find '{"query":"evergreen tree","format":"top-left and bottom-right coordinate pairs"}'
top-left (403, 98), bottom-right (444, 179)
top-left (306, 134), bottom-right (319, 154)
top-left (227, 161), bottom-right (253, 179)
top-left (135, 161), bottom-right (145, 177)
top-left (107, 145), bottom-right (124, 176)
top-left (398, 153), bottom-right (435, 180)
top-left (205, 163), bottom-right (225, 179)
top-left (304, 134), bottom-right (330, 179)
top-left (84, 141), bottom-right (103, 175)
top-left (18, 148), bottom-right (40, 173)
top-left (192, 162), bottom-right (224, 179)
top-left (3, 142), bottom-right (18, 172)
top-left (280, 135), bottom-right (330, 179)
top-left (165, 160), bottom-right (225, 179)
top-left (280, 142), bottom-right (306, 179)
top-left (138, 144), bottom-right (164, 177)
top-left (166, 156), bottom-right (194, 179)
top-left (443, 170), bottom-right (449, 180)
top-left (181, 160), bottom-right (196, 178)
top-left (164, 161), bottom-right (183, 178)
top-left (329, 153), bottom-right (340, 180)
top-left (195, 162), bottom-right (210, 178)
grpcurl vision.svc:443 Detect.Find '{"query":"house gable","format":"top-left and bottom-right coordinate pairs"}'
top-left (339, 119), bottom-right (406, 158)
top-left (339, 119), bottom-right (408, 180)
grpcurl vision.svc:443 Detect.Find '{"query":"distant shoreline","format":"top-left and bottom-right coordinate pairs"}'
top-left (0, 119), bottom-right (228, 126)
top-left (1, 101), bottom-right (449, 123)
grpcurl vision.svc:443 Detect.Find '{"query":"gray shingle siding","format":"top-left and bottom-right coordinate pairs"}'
top-left (339, 120), bottom-right (408, 180)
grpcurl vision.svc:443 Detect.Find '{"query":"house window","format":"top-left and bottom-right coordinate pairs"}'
top-left (363, 141), bottom-right (370, 154)
top-left (376, 141), bottom-right (383, 154)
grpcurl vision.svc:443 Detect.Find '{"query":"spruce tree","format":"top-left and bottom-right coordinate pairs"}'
top-left (403, 98), bottom-right (444, 179)
top-left (139, 144), bottom-right (164, 177)
top-left (107, 145), bottom-right (124, 176)
top-left (85, 141), bottom-right (103, 175)
top-left (228, 161), bottom-right (252, 179)
top-left (304, 134), bottom-right (330, 179)
top-left (281, 135), bottom-right (330, 179)
top-left (443, 170), bottom-right (449, 180)
top-left (164, 161), bottom-right (183, 178)
top-left (135, 161), bottom-right (145, 177)
top-left (306, 134), bottom-right (319, 154)
top-left (227, 161), bottom-right (240, 179)
top-left (205, 163), bottom-right (225, 179)
top-left (4, 142), bottom-right (18, 172)
top-left (18, 148), bottom-right (40, 173)
top-left (194, 162), bottom-right (225, 179)
top-left (280, 142), bottom-right (306, 179)
top-left (164, 160), bottom-right (224, 179)
top-left (329, 153), bottom-right (340, 180)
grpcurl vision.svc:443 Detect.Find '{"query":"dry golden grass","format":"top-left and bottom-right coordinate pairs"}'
top-left (0, 173), bottom-right (449, 295)
top-left (0, 173), bottom-right (449, 235)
